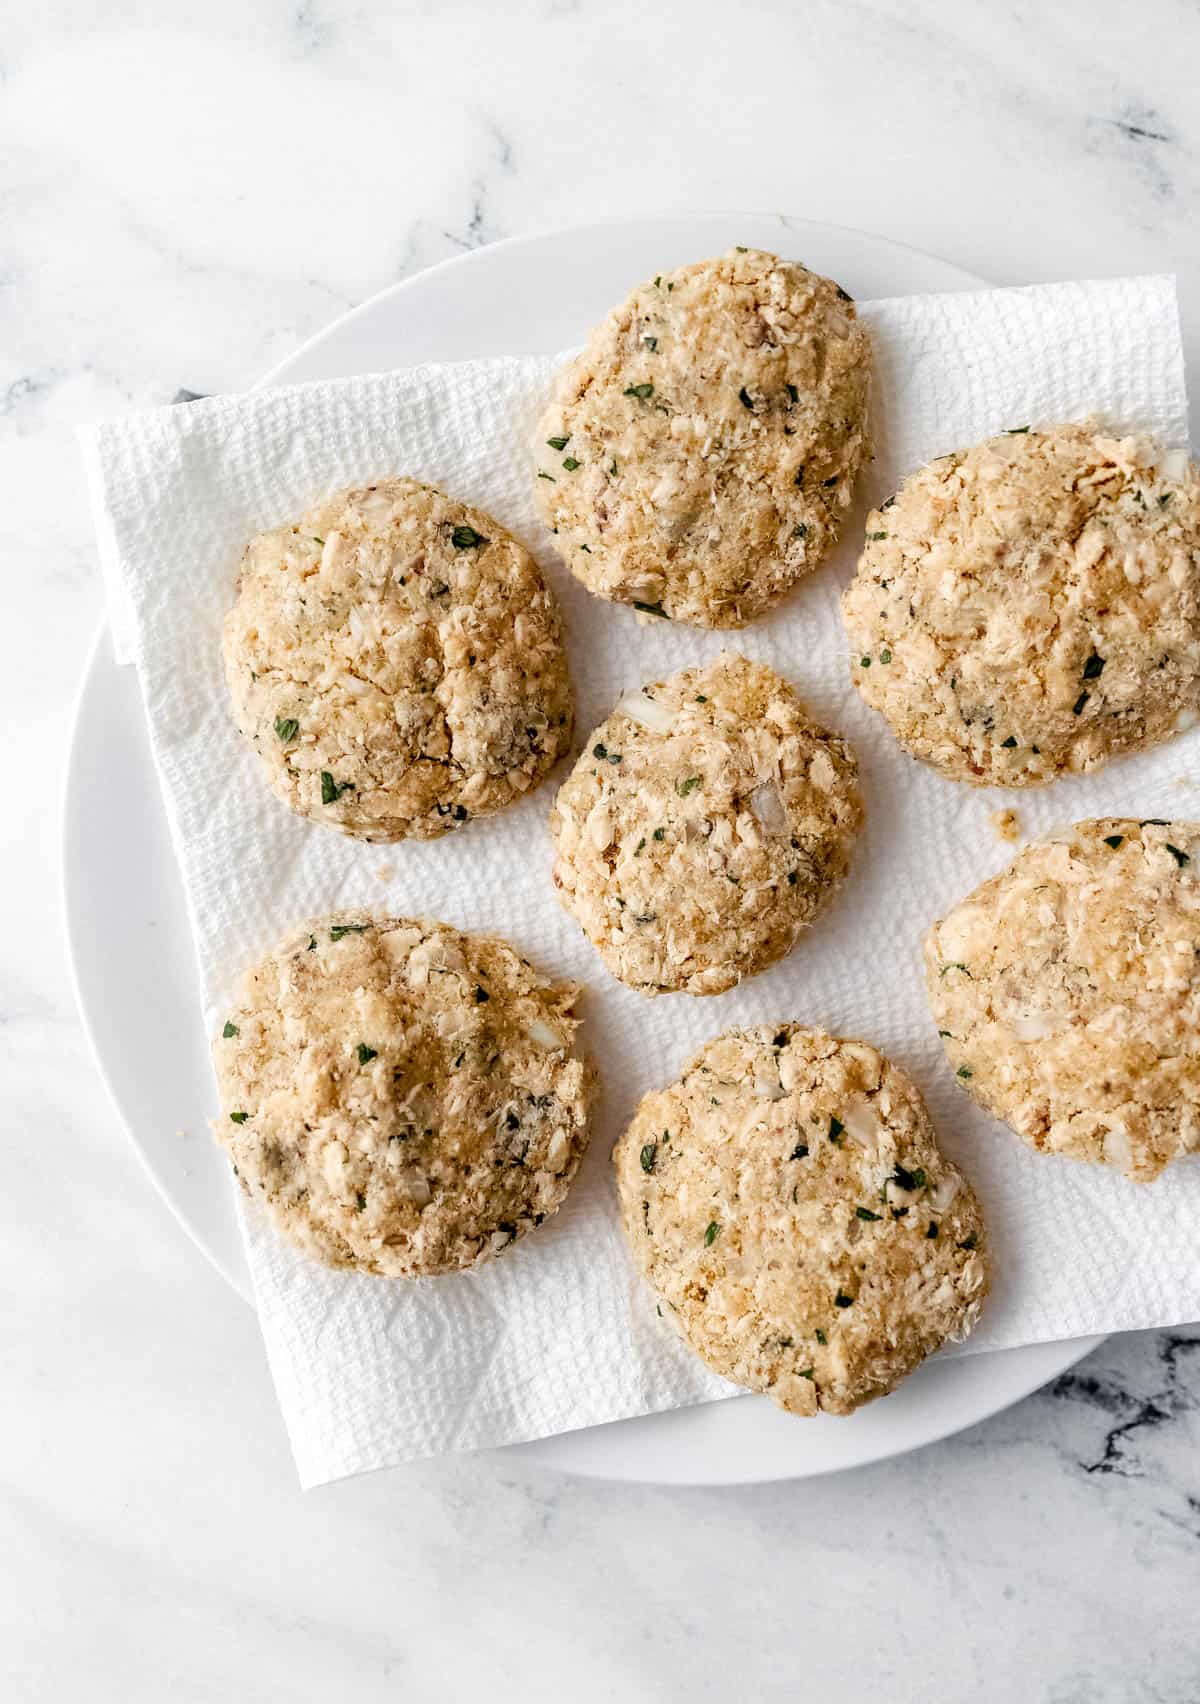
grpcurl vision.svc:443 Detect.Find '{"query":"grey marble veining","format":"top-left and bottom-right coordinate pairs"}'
top-left (3, 1), bottom-right (1200, 1698)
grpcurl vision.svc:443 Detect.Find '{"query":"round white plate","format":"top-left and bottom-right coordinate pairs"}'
top-left (64, 213), bottom-right (1101, 1483)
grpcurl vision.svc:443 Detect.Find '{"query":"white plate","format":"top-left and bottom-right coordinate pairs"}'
top-left (64, 213), bottom-right (1101, 1483)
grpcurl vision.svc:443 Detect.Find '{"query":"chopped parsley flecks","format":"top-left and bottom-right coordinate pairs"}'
top-left (562, 456), bottom-right (581, 471)
top-left (537, 471), bottom-right (555, 481)
top-left (867, 531), bottom-right (888, 542)
top-left (816, 1328), bottom-right (828, 1344)
top-left (1083, 653), bottom-right (1106, 681)
top-left (786, 382), bottom-right (799, 404)
top-left (822, 475), bottom-right (838, 488)
top-left (856, 1206), bottom-right (882, 1221)
top-left (1005, 425), bottom-right (1030, 434)
top-left (1001, 736), bottom-right (1018, 749)
top-left (635, 837), bottom-right (646, 855)
top-left (958, 1232), bottom-right (979, 1251)
top-left (828, 1116), bottom-right (844, 1144)
top-left (329, 922), bottom-right (369, 941)
top-left (891, 1163), bottom-right (926, 1192)
top-left (704, 1220), bottom-right (721, 1247)
top-left (880, 649), bottom-right (892, 664)
top-left (738, 386), bottom-right (755, 410)
top-left (1166, 843), bottom-right (1191, 867)
top-left (860, 656), bottom-right (871, 668)
top-left (593, 742), bottom-right (608, 760)
top-left (229, 1111), bottom-right (249, 1125)
top-left (939, 962), bottom-right (971, 979)
top-left (356, 1192), bottom-right (367, 1213)
top-left (652, 827), bottom-right (666, 841)
top-left (474, 985), bottom-right (490, 1003)
top-left (624, 382), bottom-right (654, 400)
top-left (956, 1065), bottom-right (973, 1079)
top-left (676, 775), bottom-right (702, 797)
top-left (791, 1142), bottom-right (809, 1160)
top-left (321, 771), bottom-right (353, 805)
top-left (610, 458), bottom-right (619, 476)
top-left (222, 1020), bottom-right (239, 1039)
top-left (927, 1221), bottom-right (940, 1238)
top-left (1103, 834), bottom-right (1124, 849)
top-left (938, 1029), bottom-right (953, 1038)
top-left (274, 717), bottom-right (299, 743)
top-left (793, 522), bottom-right (808, 540)
top-left (546, 435), bottom-right (570, 451)
top-left (450, 524), bottom-right (488, 550)
top-left (307, 935), bottom-right (317, 951)
top-left (798, 1367), bottom-right (815, 1380)
top-left (633, 600), bottom-right (667, 618)
top-left (1072, 691), bottom-right (1090, 716)
top-left (834, 1290), bottom-right (854, 1308)
top-left (695, 693), bottom-right (708, 702)
top-left (357, 1043), bottom-right (378, 1067)
top-left (640, 1143), bottom-right (658, 1174)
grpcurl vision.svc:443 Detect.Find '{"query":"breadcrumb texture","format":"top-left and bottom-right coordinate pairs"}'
top-left (842, 424), bottom-right (1200, 785)
top-left (926, 818), bottom-right (1200, 1182)
top-left (613, 1025), bottom-right (989, 1416)
top-left (533, 248), bottom-right (871, 628)
top-left (223, 478), bottom-right (573, 841)
top-left (213, 911), bottom-right (593, 1276)
top-left (549, 653), bottom-right (863, 996)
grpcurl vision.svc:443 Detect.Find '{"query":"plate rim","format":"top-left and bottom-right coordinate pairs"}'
top-left (64, 210), bottom-right (1105, 1479)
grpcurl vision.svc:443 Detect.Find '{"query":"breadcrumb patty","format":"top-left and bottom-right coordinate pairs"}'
top-left (613, 1025), bottom-right (989, 1416)
top-left (213, 911), bottom-right (593, 1275)
top-left (223, 478), bottom-right (573, 841)
top-left (842, 424), bottom-right (1200, 785)
top-left (926, 818), bottom-right (1200, 1182)
top-left (534, 248), bottom-right (871, 628)
top-left (549, 653), bottom-right (863, 996)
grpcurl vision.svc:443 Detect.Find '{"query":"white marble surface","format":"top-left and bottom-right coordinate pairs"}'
top-left (5, 1), bottom-right (1200, 1697)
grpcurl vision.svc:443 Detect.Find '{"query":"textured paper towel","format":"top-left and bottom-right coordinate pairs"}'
top-left (81, 276), bottom-right (1200, 1488)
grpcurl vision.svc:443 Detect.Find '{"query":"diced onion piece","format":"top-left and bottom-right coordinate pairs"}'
top-left (752, 1073), bottom-right (786, 1101)
top-left (1103, 1124), bottom-right (1133, 1173)
top-left (749, 781), bottom-right (787, 835)
top-left (929, 1173), bottom-right (961, 1213)
top-left (615, 691), bottom-right (676, 734)
top-left (840, 1102), bottom-right (879, 1147)
top-left (525, 1018), bottom-right (564, 1051)
top-left (1010, 1010), bottom-right (1061, 1042)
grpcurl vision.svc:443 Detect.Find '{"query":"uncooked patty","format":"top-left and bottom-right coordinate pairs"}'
top-left (613, 1024), bottom-right (989, 1416)
top-left (213, 911), bottom-right (593, 1275)
top-left (549, 653), bottom-right (863, 996)
top-left (223, 478), bottom-right (573, 841)
top-left (926, 817), bottom-right (1200, 1181)
top-left (842, 424), bottom-right (1200, 785)
top-left (533, 248), bottom-right (871, 628)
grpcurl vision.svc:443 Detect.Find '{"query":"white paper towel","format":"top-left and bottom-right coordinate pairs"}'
top-left (81, 275), bottom-right (1200, 1488)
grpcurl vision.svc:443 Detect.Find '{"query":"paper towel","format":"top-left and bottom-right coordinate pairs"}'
top-left (80, 275), bottom-right (1200, 1488)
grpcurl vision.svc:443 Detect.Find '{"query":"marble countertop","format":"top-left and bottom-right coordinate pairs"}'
top-left (6, 1), bottom-right (1200, 1698)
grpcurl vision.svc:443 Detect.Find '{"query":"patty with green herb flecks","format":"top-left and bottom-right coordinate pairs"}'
top-left (842, 423), bottom-right (1200, 785)
top-left (213, 911), bottom-right (593, 1276)
top-left (223, 478), bottom-right (573, 841)
top-left (613, 1025), bottom-right (988, 1416)
top-left (926, 818), bottom-right (1200, 1181)
top-left (549, 653), bottom-right (863, 997)
top-left (533, 248), bottom-right (871, 628)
